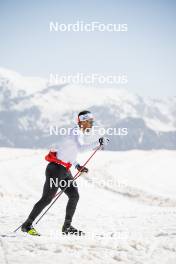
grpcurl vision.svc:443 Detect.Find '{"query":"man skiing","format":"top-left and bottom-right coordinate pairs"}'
top-left (21, 110), bottom-right (109, 236)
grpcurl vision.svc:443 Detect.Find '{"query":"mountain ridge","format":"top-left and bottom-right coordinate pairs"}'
top-left (0, 68), bottom-right (175, 150)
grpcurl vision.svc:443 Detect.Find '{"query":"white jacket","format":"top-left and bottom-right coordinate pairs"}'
top-left (51, 126), bottom-right (99, 167)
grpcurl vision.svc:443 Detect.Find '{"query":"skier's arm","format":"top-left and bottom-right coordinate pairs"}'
top-left (77, 139), bottom-right (100, 152)
top-left (76, 136), bottom-right (110, 152)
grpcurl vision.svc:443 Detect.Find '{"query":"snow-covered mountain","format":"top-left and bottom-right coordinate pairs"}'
top-left (0, 68), bottom-right (176, 149)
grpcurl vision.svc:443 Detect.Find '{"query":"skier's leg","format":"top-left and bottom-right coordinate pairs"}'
top-left (22, 163), bottom-right (65, 228)
top-left (61, 175), bottom-right (80, 227)
top-left (26, 179), bottom-right (58, 224)
top-left (61, 175), bottom-right (84, 235)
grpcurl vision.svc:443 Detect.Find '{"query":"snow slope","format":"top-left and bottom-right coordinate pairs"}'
top-left (0, 148), bottom-right (176, 264)
top-left (16, 84), bottom-right (176, 132)
top-left (0, 68), bottom-right (47, 96)
top-left (0, 68), bottom-right (176, 149)
top-left (0, 67), bottom-right (176, 132)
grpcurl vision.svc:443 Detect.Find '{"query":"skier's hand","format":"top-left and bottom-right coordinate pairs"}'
top-left (75, 164), bottom-right (89, 173)
top-left (99, 137), bottom-right (110, 146)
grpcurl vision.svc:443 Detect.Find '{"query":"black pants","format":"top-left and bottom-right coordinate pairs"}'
top-left (26, 162), bottom-right (79, 226)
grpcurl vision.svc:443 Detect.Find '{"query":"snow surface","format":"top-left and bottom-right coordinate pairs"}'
top-left (0, 148), bottom-right (176, 264)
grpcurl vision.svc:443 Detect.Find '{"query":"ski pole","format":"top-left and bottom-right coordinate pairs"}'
top-left (35, 145), bottom-right (101, 225)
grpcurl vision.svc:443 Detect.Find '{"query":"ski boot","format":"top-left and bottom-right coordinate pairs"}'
top-left (21, 222), bottom-right (40, 236)
top-left (62, 224), bottom-right (85, 236)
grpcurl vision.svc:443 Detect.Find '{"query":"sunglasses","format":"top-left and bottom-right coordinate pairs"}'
top-left (85, 119), bottom-right (94, 125)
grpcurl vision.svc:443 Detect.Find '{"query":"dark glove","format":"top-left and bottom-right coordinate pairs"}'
top-left (75, 164), bottom-right (89, 173)
top-left (99, 137), bottom-right (110, 146)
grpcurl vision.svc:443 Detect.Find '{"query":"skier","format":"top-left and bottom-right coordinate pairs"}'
top-left (21, 110), bottom-right (109, 236)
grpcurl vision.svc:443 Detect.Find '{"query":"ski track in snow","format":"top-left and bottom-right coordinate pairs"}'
top-left (0, 148), bottom-right (176, 264)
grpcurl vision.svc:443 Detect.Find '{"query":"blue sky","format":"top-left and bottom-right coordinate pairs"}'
top-left (0, 0), bottom-right (176, 97)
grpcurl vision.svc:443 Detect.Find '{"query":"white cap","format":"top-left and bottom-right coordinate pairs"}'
top-left (78, 113), bottom-right (94, 122)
